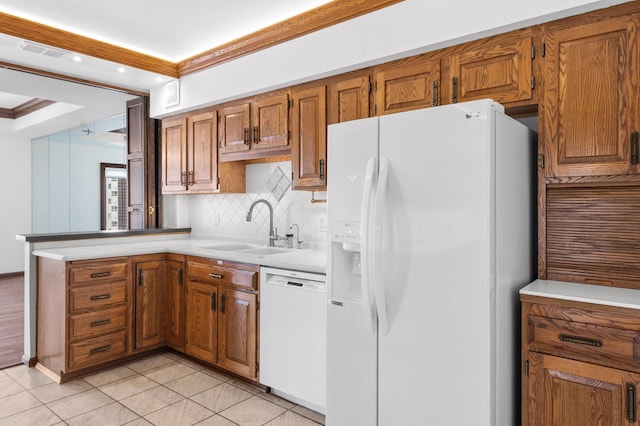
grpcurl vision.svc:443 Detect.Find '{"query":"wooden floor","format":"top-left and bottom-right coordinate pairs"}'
top-left (0, 274), bottom-right (23, 369)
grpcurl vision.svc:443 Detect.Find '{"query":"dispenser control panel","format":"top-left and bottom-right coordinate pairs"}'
top-left (331, 221), bottom-right (361, 245)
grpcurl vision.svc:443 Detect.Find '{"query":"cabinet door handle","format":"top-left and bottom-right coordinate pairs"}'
top-left (253, 126), bottom-right (259, 144)
top-left (209, 272), bottom-right (224, 279)
top-left (451, 77), bottom-right (458, 103)
top-left (627, 383), bottom-right (637, 423)
top-left (90, 294), bottom-right (111, 301)
top-left (211, 292), bottom-right (217, 311)
top-left (243, 127), bottom-right (249, 145)
top-left (90, 271), bottom-right (112, 278)
top-left (319, 159), bottom-right (325, 181)
top-left (89, 345), bottom-right (112, 355)
top-left (90, 319), bottom-right (111, 327)
top-left (558, 334), bottom-right (602, 347)
top-left (138, 269), bottom-right (144, 287)
top-left (181, 171), bottom-right (186, 186)
top-left (178, 268), bottom-right (183, 285)
top-left (221, 294), bottom-right (226, 314)
top-left (188, 170), bottom-right (194, 185)
top-left (631, 131), bottom-right (638, 165)
top-left (432, 81), bottom-right (439, 106)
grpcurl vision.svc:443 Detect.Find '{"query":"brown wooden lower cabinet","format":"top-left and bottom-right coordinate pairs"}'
top-left (185, 280), bottom-right (219, 363)
top-left (133, 255), bottom-right (166, 351)
top-left (522, 295), bottom-right (640, 426)
top-left (165, 256), bottom-right (186, 350)
top-left (37, 256), bottom-right (132, 381)
top-left (185, 257), bottom-right (259, 379)
top-left (526, 352), bottom-right (640, 426)
top-left (218, 287), bottom-right (258, 379)
top-left (36, 253), bottom-right (260, 383)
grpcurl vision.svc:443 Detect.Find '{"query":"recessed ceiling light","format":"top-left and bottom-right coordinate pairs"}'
top-left (72, 55), bottom-right (82, 62)
top-left (117, 67), bottom-right (126, 73)
top-left (155, 76), bottom-right (164, 82)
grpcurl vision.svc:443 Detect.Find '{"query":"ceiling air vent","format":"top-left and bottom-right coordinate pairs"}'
top-left (18, 41), bottom-right (70, 59)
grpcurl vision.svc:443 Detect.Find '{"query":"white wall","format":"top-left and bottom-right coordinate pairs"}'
top-left (0, 135), bottom-right (31, 273)
top-left (150, 0), bottom-right (627, 116)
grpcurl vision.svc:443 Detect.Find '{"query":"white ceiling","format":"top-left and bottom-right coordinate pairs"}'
top-left (0, 0), bottom-right (332, 139)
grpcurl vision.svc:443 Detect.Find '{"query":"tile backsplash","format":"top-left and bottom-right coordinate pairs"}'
top-left (162, 162), bottom-right (328, 247)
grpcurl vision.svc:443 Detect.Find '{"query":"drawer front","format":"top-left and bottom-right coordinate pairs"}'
top-left (188, 262), bottom-right (257, 290)
top-left (69, 306), bottom-right (127, 341)
top-left (68, 331), bottom-right (127, 370)
top-left (69, 281), bottom-right (127, 313)
top-left (528, 315), bottom-right (640, 369)
top-left (69, 260), bottom-right (128, 286)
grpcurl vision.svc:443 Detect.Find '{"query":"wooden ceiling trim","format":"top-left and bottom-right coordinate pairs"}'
top-left (0, 99), bottom-right (56, 120)
top-left (13, 99), bottom-right (56, 119)
top-left (177, 0), bottom-right (403, 76)
top-left (0, 12), bottom-right (178, 78)
top-left (0, 0), bottom-right (402, 80)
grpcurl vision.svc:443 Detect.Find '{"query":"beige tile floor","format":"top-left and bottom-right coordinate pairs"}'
top-left (0, 352), bottom-right (325, 426)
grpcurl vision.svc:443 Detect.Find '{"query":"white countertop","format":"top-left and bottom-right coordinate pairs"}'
top-left (32, 236), bottom-right (327, 274)
top-left (520, 279), bottom-right (640, 310)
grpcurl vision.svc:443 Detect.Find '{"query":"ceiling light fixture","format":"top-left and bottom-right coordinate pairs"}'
top-left (117, 67), bottom-right (125, 73)
top-left (72, 55), bottom-right (82, 62)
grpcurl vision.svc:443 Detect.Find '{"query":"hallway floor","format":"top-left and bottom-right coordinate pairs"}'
top-left (0, 352), bottom-right (325, 426)
top-left (0, 274), bottom-right (23, 369)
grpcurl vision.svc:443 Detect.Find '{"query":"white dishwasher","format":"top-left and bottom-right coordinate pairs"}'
top-left (259, 266), bottom-right (326, 414)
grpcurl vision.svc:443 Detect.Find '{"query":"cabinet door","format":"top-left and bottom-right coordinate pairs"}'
top-left (328, 74), bottom-right (370, 124)
top-left (374, 56), bottom-right (440, 115)
top-left (527, 352), bottom-right (640, 426)
top-left (218, 288), bottom-right (257, 379)
top-left (543, 15), bottom-right (639, 177)
top-left (448, 32), bottom-right (533, 104)
top-left (134, 260), bottom-right (165, 350)
top-left (251, 93), bottom-right (289, 150)
top-left (291, 85), bottom-right (327, 190)
top-left (186, 281), bottom-right (218, 363)
top-left (161, 117), bottom-right (187, 193)
top-left (165, 259), bottom-right (185, 350)
top-left (219, 103), bottom-right (250, 154)
top-left (187, 110), bottom-right (218, 192)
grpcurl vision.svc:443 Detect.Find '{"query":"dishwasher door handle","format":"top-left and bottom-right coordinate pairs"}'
top-left (287, 281), bottom-right (303, 287)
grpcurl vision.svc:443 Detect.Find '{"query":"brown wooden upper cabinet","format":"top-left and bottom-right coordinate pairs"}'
top-left (446, 30), bottom-right (534, 105)
top-left (328, 71), bottom-right (371, 124)
top-left (161, 111), bottom-right (217, 193)
top-left (291, 84), bottom-right (327, 190)
top-left (374, 55), bottom-right (441, 115)
top-left (161, 116), bottom-right (187, 193)
top-left (162, 109), bottom-right (245, 194)
top-left (542, 14), bottom-right (639, 178)
top-left (219, 91), bottom-right (290, 161)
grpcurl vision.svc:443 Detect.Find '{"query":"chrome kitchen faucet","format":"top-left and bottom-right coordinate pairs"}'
top-left (246, 198), bottom-right (278, 246)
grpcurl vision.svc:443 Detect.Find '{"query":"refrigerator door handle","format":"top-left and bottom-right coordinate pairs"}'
top-left (373, 156), bottom-right (390, 335)
top-left (361, 157), bottom-right (378, 334)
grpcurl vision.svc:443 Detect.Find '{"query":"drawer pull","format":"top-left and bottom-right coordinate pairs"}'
top-left (90, 271), bottom-right (112, 278)
top-left (559, 334), bottom-right (602, 347)
top-left (90, 294), bottom-right (112, 301)
top-left (209, 272), bottom-right (224, 279)
top-left (628, 383), bottom-right (637, 423)
top-left (90, 319), bottom-right (111, 327)
top-left (89, 344), bottom-right (112, 355)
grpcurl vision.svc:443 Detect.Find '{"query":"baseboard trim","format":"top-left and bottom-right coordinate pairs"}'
top-left (22, 355), bottom-right (37, 367)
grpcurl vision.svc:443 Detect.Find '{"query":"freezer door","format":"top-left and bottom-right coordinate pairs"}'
top-left (376, 100), bottom-right (495, 425)
top-left (326, 117), bottom-right (379, 425)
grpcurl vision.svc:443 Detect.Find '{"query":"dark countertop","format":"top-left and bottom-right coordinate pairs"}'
top-left (16, 228), bottom-right (191, 243)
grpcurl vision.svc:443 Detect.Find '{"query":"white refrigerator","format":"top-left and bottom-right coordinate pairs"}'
top-left (326, 99), bottom-right (536, 426)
